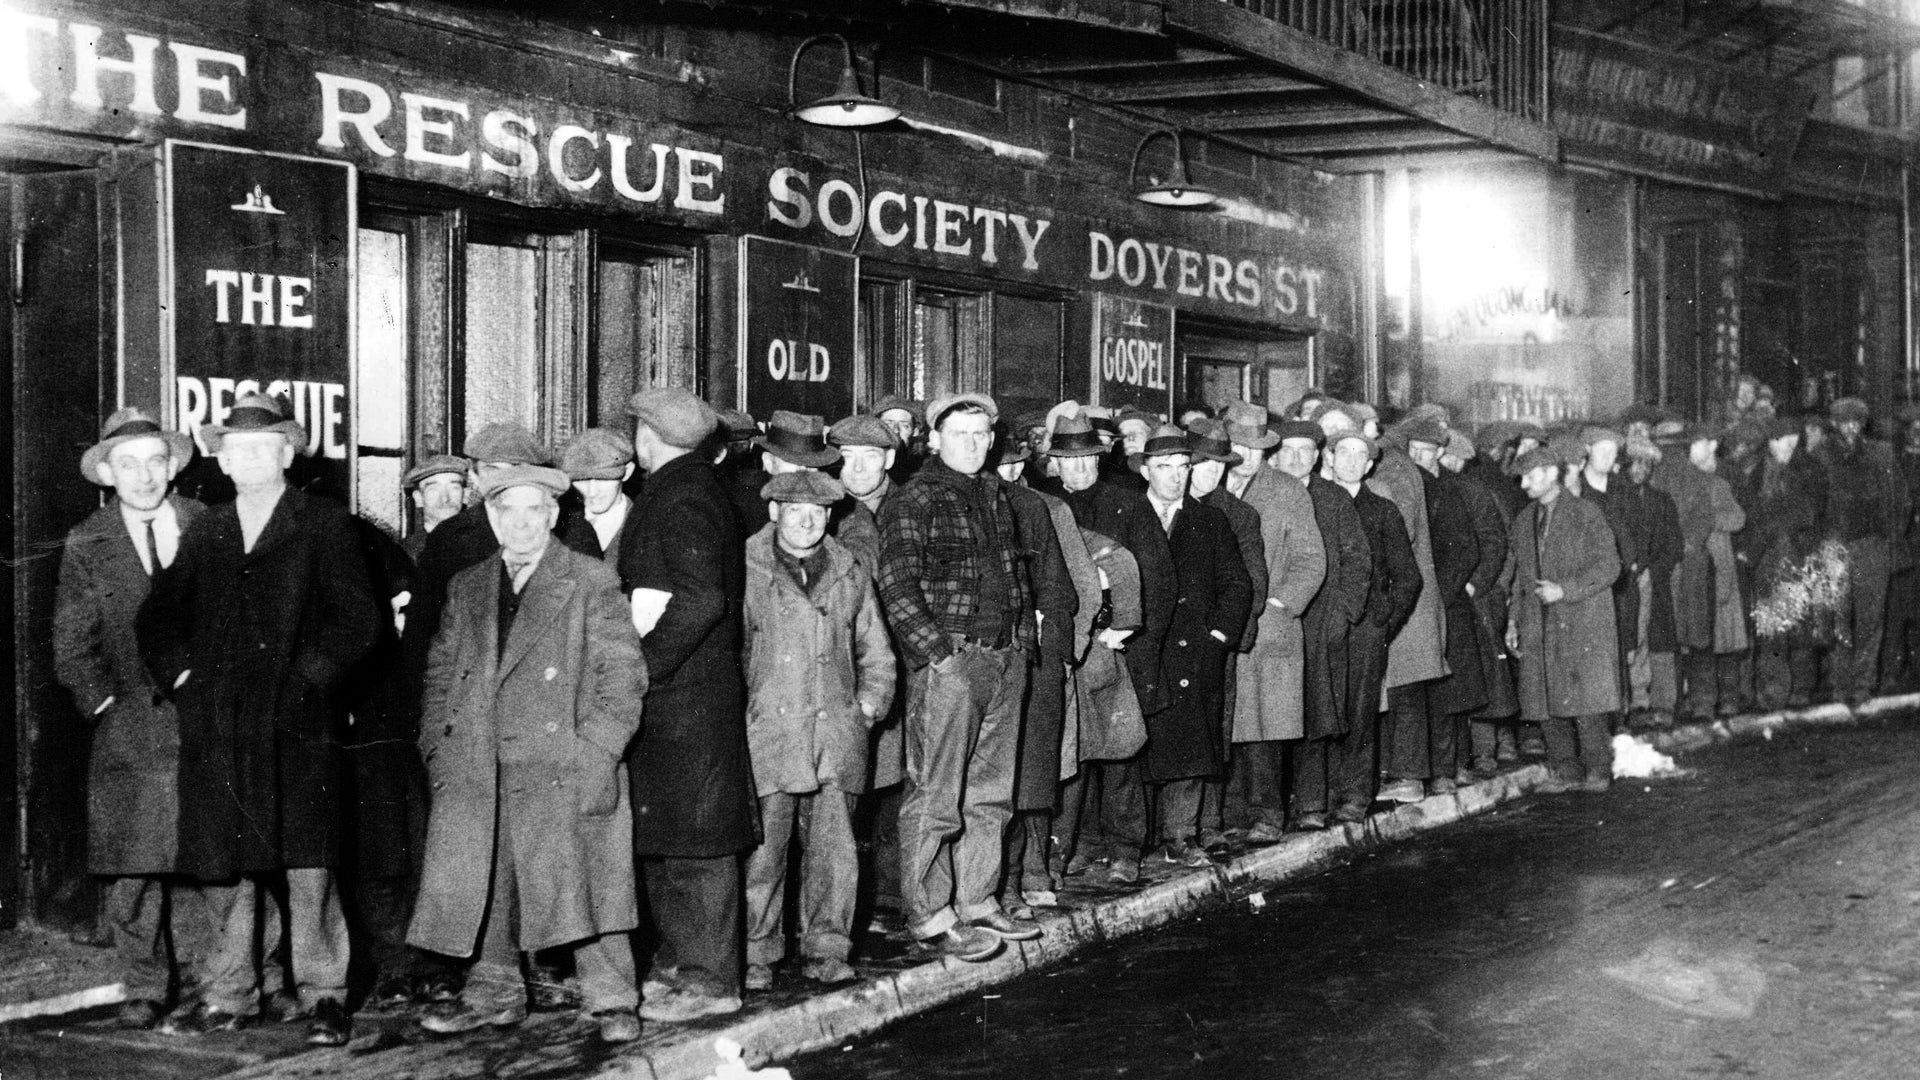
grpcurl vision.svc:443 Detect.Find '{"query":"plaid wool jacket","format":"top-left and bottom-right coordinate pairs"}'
top-left (876, 459), bottom-right (1035, 668)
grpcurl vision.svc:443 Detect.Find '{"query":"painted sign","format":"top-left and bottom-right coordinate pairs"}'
top-left (1091, 294), bottom-right (1174, 415)
top-left (1551, 27), bottom-right (1807, 194)
top-left (738, 236), bottom-right (857, 421)
top-left (167, 141), bottom-right (354, 494)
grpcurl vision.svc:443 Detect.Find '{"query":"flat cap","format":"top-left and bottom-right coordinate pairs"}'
top-left (1624, 434), bottom-right (1663, 461)
top-left (1580, 425), bottom-right (1625, 449)
top-left (829, 413), bottom-right (900, 450)
top-left (477, 464), bottom-right (571, 499)
top-left (1397, 416), bottom-right (1448, 447)
top-left (993, 438), bottom-right (1033, 467)
top-left (1346, 401), bottom-right (1379, 424)
top-left (715, 407), bottom-right (758, 442)
top-left (1510, 447), bottom-right (1560, 476)
top-left (403, 453), bottom-right (467, 489)
top-left (627, 387), bottom-right (717, 449)
top-left (1274, 419), bottom-right (1326, 447)
top-left (1444, 430), bottom-right (1476, 460)
top-left (1407, 403), bottom-right (1450, 427)
top-left (559, 427), bottom-right (634, 480)
top-left (1831, 396), bottom-right (1872, 422)
top-left (1328, 430), bottom-right (1378, 459)
top-left (761, 470), bottom-right (845, 505)
top-left (1651, 418), bottom-right (1690, 442)
top-left (465, 422), bottom-right (550, 465)
top-left (926, 392), bottom-right (999, 430)
top-left (870, 394), bottom-right (924, 422)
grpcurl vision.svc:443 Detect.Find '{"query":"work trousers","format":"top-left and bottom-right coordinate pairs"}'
top-left (1627, 573), bottom-right (1679, 713)
top-left (745, 789), bottom-right (858, 968)
top-left (899, 641), bottom-right (1027, 940)
top-left (1154, 778), bottom-right (1205, 844)
top-left (1755, 640), bottom-right (1820, 709)
top-left (1003, 809), bottom-right (1053, 897)
top-left (465, 801), bottom-right (635, 1014)
top-left (1381, 681), bottom-right (1438, 781)
top-left (1681, 649), bottom-right (1749, 718)
top-left (1055, 756), bottom-right (1146, 865)
top-left (1291, 729), bottom-right (1375, 815)
top-left (1831, 536), bottom-right (1891, 701)
top-left (200, 868), bottom-right (348, 1015)
top-left (1542, 713), bottom-right (1614, 781)
top-left (1195, 657), bottom-right (1239, 838)
top-left (1222, 740), bottom-right (1288, 830)
top-left (98, 876), bottom-right (176, 1002)
top-left (641, 854), bottom-right (742, 999)
top-left (1879, 563), bottom-right (1920, 692)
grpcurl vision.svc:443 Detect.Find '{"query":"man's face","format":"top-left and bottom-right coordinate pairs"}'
top-left (1143, 454), bottom-right (1192, 503)
top-left (1407, 439), bottom-right (1441, 474)
top-left (215, 431), bottom-right (293, 489)
top-left (839, 445), bottom-right (892, 499)
top-left (929, 409), bottom-right (994, 476)
top-left (1837, 418), bottom-right (1865, 444)
top-left (1905, 420), bottom-right (1920, 450)
top-left (572, 476), bottom-right (623, 515)
top-left (1688, 438), bottom-right (1719, 471)
top-left (878, 409), bottom-right (916, 447)
top-left (1627, 455), bottom-right (1654, 485)
top-left (1330, 439), bottom-right (1373, 485)
top-left (1767, 433), bottom-right (1801, 463)
top-left (1189, 458), bottom-right (1226, 497)
top-left (765, 452), bottom-right (811, 477)
top-left (486, 486), bottom-right (558, 558)
top-left (995, 460), bottom-right (1025, 483)
top-left (1118, 419), bottom-right (1153, 456)
top-left (1275, 438), bottom-right (1318, 479)
top-left (98, 436), bottom-right (177, 513)
top-left (1057, 453), bottom-right (1100, 492)
top-left (1230, 443), bottom-right (1266, 479)
top-left (1520, 464), bottom-right (1561, 501)
top-left (1587, 439), bottom-right (1620, 475)
top-left (1022, 425), bottom-right (1048, 455)
top-left (772, 500), bottom-right (828, 555)
top-left (1316, 411), bottom-right (1356, 442)
top-left (412, 473), bottom-right (467, 527)
top-left (1440, 452), bottom-right (1466, 474)
top-left (1735, 379), bottom-right (1758, 409)
top-left (1361, 418), bottom-right (1381, 440)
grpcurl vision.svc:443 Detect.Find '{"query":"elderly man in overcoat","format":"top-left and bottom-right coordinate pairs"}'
top-left (409, 465), bottom-right (647, 1043)
top-left (619, 388), bottom-right (757, 1022)
top-left (55, 407), bottom-right (204, 1028)
top-left (1215, 406), bottom-right (1325, 842)
top-left (1506, 449), bottom-right (1622, 793)
top-left (137, 393), bottom-right (378, 1044)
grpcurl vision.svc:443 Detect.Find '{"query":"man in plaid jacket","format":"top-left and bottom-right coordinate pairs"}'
top-left (877, 393), bottom-right (1040, 962)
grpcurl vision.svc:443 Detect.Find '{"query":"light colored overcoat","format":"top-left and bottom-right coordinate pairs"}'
top-left (408, 539), bottom-right (646, 956)
top-left (1370, 448), bottom-right (1448, 685)
top-left (1231, 469), bottom-right (1326, 741)
top-left (1507, 495), bottom-right (1622, 719)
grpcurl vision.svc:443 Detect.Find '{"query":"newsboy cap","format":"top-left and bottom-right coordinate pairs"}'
top-left (761, 470), bottom-right (846, 505)
top-left (926, 392), bottom-right (999, 430)
top-left (1396, 416), bottom-right (1448, 447)
top-left (559, 427), bottom-right (634, 480)
top-left (1831, 396), bottom-right (1872, 423)
top-left (81, 406), bottom-right (194, 484)
top-left (829, 413), bottom-right (899, 450)
top-left (627, 387), bottom-right (717, 449)
top-left (1274, 419), bottom-right (1326, 447)
top-left (1509, 447), bottom-right (1560, 476)
top-left (1443, 431), bottom-right (1476, 461)
top-left (869, 394), bottom-right (924, 423)
top-left (1329, 430), bottom-right (1379, 459)
top-left (477, 464), bottom-right (571, 499)
top-left (464, 423), bottom-right (549, 465)
top-left (715, 407), bottom-right (758, 443)
top-left (1580, 425), bottom-right (1626, 450)
top-left (403, 453), bottom-right (467, 490)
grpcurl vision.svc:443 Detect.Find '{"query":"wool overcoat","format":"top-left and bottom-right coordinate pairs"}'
top-left (1228, 469), bottom-right (1326, 743)
top-left (1651, 457), bottom-right (1746, 653)
top-left (1369, 448), bottom-right (1448, 687)
top-left (55, 495), bottom-right (205, 875)
top-left (1507, 494), bottom-right (1622, 720)
top-left (1058, 479), bottom-right (1176, 717)
top-left (742, 528), bottom-right (895, 797)
top-left (616, 453), bottom-right (758, 857)
top-left (1145, 496), bottom-right (1254, 781)
top-left (1348, 484), bottom-right (1420, 732)
top-left (1074, 529), bottom-right (1148, 763)
top-left (1300, 473), bottom-right (1371, 740)
top-left (138, 489), bottom-right (379, 879)
top-left (1426, 468), bottom-right (1489, 718)
top-left (1611, 479), bottom-right (1683, 655)
top-left (408, 540), bottom-right (646, 956)
top-left (1450, 469), bottom-right (1519, 719)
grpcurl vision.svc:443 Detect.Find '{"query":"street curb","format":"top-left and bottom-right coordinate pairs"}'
top-left (1645, 691), bottom-right (1920, 757)
top-left (623, 761), bottom-right (1551, 1080)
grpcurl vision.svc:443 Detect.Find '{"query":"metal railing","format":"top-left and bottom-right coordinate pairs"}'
top-left (1229, 0), bottom-right (1549, 121)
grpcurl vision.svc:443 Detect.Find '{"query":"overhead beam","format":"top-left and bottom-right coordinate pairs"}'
top-left (1201, 105), bottom-right (1405, 130)
top-left (1311, 146), bottom-right (1538, 172)
top-left (1087, 72), bottom-right (1323, 102)
top-left (1011, 47), bottom-right (1238, 76)
top-left (1164, 0), bottom-right (1558, 161)
top-left (1252, 127), bottom-right (1478, 154)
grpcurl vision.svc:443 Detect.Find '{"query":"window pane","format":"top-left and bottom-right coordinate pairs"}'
top-left (914, 290), bottom-right (985, 402)
top-left (355, 226), bottom-right (409, 537)
top-left (465, 240), bottom-right (540, 434)
top-left (991, 294), bottom-right (1062, 421)
top-left (597, 248), bottom-right (698, 421)
top-left (859, 278), bottom-right (905, 406)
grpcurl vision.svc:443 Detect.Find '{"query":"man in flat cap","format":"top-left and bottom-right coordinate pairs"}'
top-left (713, 406), bottom-right (771, 540)
top-left (620, 387), bottom-right (757, 1022)
top-left (409, 465), bottom-right (646, 1044)
top-left (1819, 397), bottom-right (1909, 703)
top-left (558, 427), bottom-right (637, 562)
top-left (1615, 436), bottom-right (1683, 728)
top-left (1651, 424), bottom-right (1748, 721)
top-left (138, 393), bottom-right (379, 1044)
top-left (1572, 426), bottom-right (1638, 715)
top-left (54, 408), bottom-right (204, 1027)
top-left (1504, 448), bottom-right (1620, 793)
top-left (870, 395), bottom-right (925, 482)
top-left (402, 455), bottom-right (469, 564)
top-left (876, 392), bottom-right (1037, 960)
top-left (741, 471), bottom-right (894, 991)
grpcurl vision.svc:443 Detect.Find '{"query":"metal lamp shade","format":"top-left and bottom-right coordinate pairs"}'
top-left (789, 37), bottom-right (900, 128)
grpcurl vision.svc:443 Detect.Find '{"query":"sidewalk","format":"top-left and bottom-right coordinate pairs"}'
top-left (8, 692), bottom-right (1917, 1080)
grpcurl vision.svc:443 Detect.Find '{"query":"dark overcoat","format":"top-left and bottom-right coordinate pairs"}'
top-left (1369, 448), bottom-right (1446, 686)
top-left (1227, 470), bottom-right (1325, 743)
top-left (1612, 479), bottom-right (1683, 654)
top-left (1004, 481), bottom-right (1077, 810)
top-left (1059, 479), bottom-right (1176, 717)
top-left (1450, 470), bottom-right (1518, 719)
top-left (343, 517), bottom-right (430, 883)
top-left (138, 489), bottom-right (380, 878)
top-left (409, 540), bottom-right (646, 956)
top-left (401, 501), bottom-right (500, 724)
top-left (54, 496), bottom-right (205, 875)
top-left (1507, 494), bottom-right (1622, 719)
top-left (1145, 496), bottom-right (1254, 781)
top-left (1577, 480), bottom-right (1637, 664)
top-left (1426, 469), bottom-right (1488, 718)
top-left (1651, 457), bottom-right (1745, 652)
top-left (559, 499), bottom-right (635, 563)
top-left (1301, 474), bottom-right (1371, 740)
top-left (1349, 484), bottom-right (1422, 733)
top-left (616, 453), bottom-right (758, 857)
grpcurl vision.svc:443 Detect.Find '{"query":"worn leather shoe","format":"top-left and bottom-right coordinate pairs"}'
top-left (1289, 811), bottom-right (1328, 832)
top-left (1159, 841), bottom-right (1216, 869)
top-left (967, 910), bottom-right (1042, 941)
top-left (117, 999), bottom-right (167, 1030)
top-left (1535, 773), bottom-right (1582, 795)
top-left (594, 1008), bottom-right (641, 1044)
top-left (305, 998), bottom-right (351, 1047)
top-left (916, 924), bottom-right (1003, 963)
top-left (1377, 778), bottom-right (1425, 803)
top-left (640, 984), bottom-right (743, 1023)
top-left (1244, 821), bottom-right (1287, 844)
top-left (1428, 777), bottom-right (1458, 795)
top-left (802, 957), bottom-right (859, 985)
top-left (1107, 856), bottom-right (1142, 884)
top-left (418, 999), bottom-right (527, 1034)
top-left (158, 1002), bottom-right (252, 1036)
top-left (744, 963), bottom-right (774, 991)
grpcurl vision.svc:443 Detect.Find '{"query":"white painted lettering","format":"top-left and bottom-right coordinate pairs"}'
top-left (818, 179), bottom-right (862, 238)
top-left (932, 200), bottom-right (971, 256)
top-left (1176, 249), bottom-right (1204, 297)
top-left (1087, 231), bottom-right (1115, 281)
top-left (480, 110), bottom-right (539, 178)
top-left (767, 168), bottom-right (812, 228)
top-left (314, 73), bottom-right (395, 157)
top-left (1144, 242), bottom-right (1174, 291)
top-left (673, 148), bottom-right (725, 214)
top-left (912, 196), bottom-right (930, 251)
top-left (606, 136), bottom-right (666, 201)
top-left (547, 124), bottom-right (601, 192)
top-left (1, 13), bottom-right (58, 107)
top-left (1117, 238), bottom-right (1147, 287)
top-left (68, 24), bottom-right (160, 116)
top-left (402, 92), bottom-right (472, 169)
top-left (168, 43), bottom-right (246, 129)
top-left (1008, 214), bottom-right (1050, 272)
top-left (279, 276), bottom-right (313, 329)
top-left (868, 191), bottom-right (909, 247)
top-left (972, 207), bottom-right (1006, 265)
top-left (1206, 254), bottom-right (1234, 301)
top-left (240, 272), bottom-right (275, 326)
top-left (204, 269), bottom-right (240, 323)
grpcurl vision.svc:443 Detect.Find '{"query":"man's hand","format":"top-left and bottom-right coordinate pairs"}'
top-left (630, 589), bottom-right (672, 637)
top-left (1534, 579), bottom-right (1565, 604)
top-left (1504, 623), bottom-right (1520, 655)
top-left (1465, 582), bottom-right (1476, 598)
top-left (390, 590), bottom-right (410, 636)
top-left (1209, 629), bottom-right (1229, 645)
top-left (173, 670), bottom-right (191, 690)
top-left (1098, 627), bottom-right (1134, 651)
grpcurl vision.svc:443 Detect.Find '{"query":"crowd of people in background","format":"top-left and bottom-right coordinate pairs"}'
top-left (52, 371), bottom-right (1919, 1048)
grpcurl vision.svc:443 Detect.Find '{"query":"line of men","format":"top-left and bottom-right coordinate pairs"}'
top-left (54, 379), bottom-right (1910, 1050)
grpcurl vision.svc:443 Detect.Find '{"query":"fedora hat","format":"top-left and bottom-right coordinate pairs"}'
top-left (1184, 418), bottom-right (1242, 466)
top-left (1045, 413), bottom-right (1106, 457)
top-left (81, 407), bottom-right (194, 484)
top-left (754, 410), bottom-right (841, 468)
top-left (1222, 402), bottom-right (1280, 450)
top-left (202, 392), bottom-right (307, 455)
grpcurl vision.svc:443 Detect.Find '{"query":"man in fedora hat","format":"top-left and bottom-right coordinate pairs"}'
top-left (620, 388), bottom-right (757, 1022)
top-left (137, 393), bottom-right (379, 1044)
top-left (409, 465), bottom-right (646, 1044)
top-left (54, 408), bottom-right (204, 1028)
top-left (558, 427), bottom-right (637, 562)
top-left (1136, 426), bottom-right (1253, 866)
top-left (758, 410), bottom-right (842, 476)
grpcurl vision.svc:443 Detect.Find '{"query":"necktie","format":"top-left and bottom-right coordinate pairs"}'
top-left (144, 518), bottom-right (162, 576)
top-left (1160, 503), bottom-right (1177, 535)
top-left (504, 559), bottom-right (533, 594)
